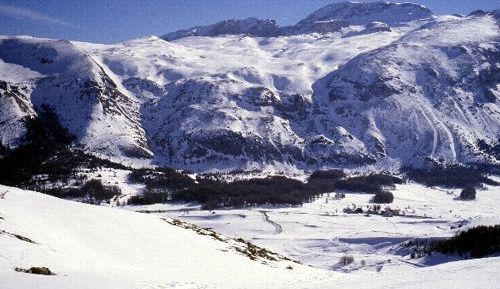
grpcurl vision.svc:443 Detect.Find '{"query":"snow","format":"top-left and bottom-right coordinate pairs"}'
top-left (1, 3), bottom-right (499, 288)
top-left (0, 36), bottom-right (152, 161)
top-left (1, 184), bottom-right (499, 289)
top-left (129, 181), bottom-right (500, 272)
top-left (162, 2), bottom-right (433, 40)
top-left (0, 185), bottom-right (330, 289)
top-left (0, 59), bottom-right (42, 82)
top-left (79, 168), bottom-right (146, 205)
top-left (297, 1), bottom-right (433, 27)
top-left (77, 22), bottom-right (411, 171)
top-left (0, 4), bottom-right (498, 171)
top-left (162, 18), bottom-right (280, 41)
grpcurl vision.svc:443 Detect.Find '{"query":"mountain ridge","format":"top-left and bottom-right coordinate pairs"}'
top-left (0, 3), bottom-right (499, 172)
top-left (162, 1), bottom-right (434, 41)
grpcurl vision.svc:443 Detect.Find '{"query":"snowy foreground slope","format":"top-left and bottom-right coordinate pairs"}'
top-left (0, 185), bottom-right (329, 289)
top-left (0, 2), bottom-right (499, 171)
top-left (1, 185), bottom-right (499, 289)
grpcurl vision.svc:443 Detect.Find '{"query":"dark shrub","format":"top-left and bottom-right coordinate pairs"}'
top-left (128, 169), bottom-right (147, 183)
top-left (15, 267), bottom-right (54, 275)
top-left (309, 169), bottom-right (346, 180)
top-left (307, 179), bottom-right (336, 192)
top-left (81, 179), bottom-right (121, 203)
top-left (335, 178), bottom-right (381, 193)
top-left (308, 169), bottom-right (346, 192)
top-left (334, 174), bottom-right (402, 194)
top-left (405, 165), bottom-right (497, 188)
top-left (127, 191), bottom-right (170, 205)
top-left (366, 174), bottom-right (403, 186)
top-left (23, 104), bottom-right (75, 148)
top-left (0, 106), bottom-right (74, 186)
top-left (431, 225), bottom-right (500, 258)
top-left (0, 105), bottom-right (127, 189)
top-left (128, 168), bottom-right (194, 191)
top-left (173, 176), bottom-right (318, 209)
top-left (0, 143), bottom-right (10, 158)
top-left (339, 255), bottom-right (354, 266)
top-left (372, 190), bottom-right (394, 204)
top-left (42, 187), bottom-right (86, 199)
top-left (460, 186), bottom-right (476, 200)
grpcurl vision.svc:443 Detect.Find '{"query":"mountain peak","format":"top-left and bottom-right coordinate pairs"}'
top-left (297, 1), bottom-right (433, 27)
top-left (161, 2), bottom-right (434, 41)
top-left (161, 17), bottom-right (279, 41)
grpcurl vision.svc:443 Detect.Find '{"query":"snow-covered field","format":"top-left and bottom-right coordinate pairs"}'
top-left (0, 185), bottom-right (330, 289)
top-left (126, 179), bottom-right (500, 272)
top-left (1, 183), bottom-right (499, 289)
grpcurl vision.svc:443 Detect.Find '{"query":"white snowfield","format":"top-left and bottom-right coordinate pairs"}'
top-left (0, 185), bottom-right (330, 289)
top-left (0, 2), bottom-right (499, 172)
top-left (1, 184), bottom-right (499, 289)
top-left (130, 180), bottom-right (500, 272)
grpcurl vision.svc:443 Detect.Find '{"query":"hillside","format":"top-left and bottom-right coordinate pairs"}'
top-left (0, 185), bottom-right (326, 289)
top-left (1, 185), bottom-right (500, 289)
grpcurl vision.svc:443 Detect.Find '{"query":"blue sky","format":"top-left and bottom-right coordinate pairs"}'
top-left (0, 0), bottom-right (498, 43)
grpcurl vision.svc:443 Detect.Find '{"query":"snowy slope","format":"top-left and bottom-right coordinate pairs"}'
top-left (0, 36), bottom-right (152, 160)
top-left (313, 13), bottom-right (500, 166)
top-left (1, 185), bottom-right (500, 289)
top-left (0, 185), bottom-right (329, 289)
top-left (297, 1), bottom-right (433, 27)
top-left (0, 3), bottom-right (499, 172)
top-left (88, 28), bottom-right (407, 171)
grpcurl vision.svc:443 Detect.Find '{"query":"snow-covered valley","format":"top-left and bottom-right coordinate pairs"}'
top-left (1, 182), bottom-right (499, 289)
top-left (1, 1), bottom-right (500, 288)
top-left (123, 178), bottom-right (500, 272)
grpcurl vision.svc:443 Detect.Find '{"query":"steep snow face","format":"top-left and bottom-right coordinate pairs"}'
top-left (297, 1), bottom-right (433, 27)
top-left (0, 37), bottom-right (152, 159)
top-left (313, 14), bottom-right (500, 166)
top-left (0, 79), bottom-right (35, 147)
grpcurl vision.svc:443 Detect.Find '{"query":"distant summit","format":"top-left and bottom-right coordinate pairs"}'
top-left (162, 18), bottom-right (280, 41)
top-left (298, 1), bottom-right (433, 27)
top-left (162, 1), bottom-right (434, 41)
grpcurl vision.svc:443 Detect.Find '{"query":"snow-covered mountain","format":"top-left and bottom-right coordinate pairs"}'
top-left (0, 2), bottom-right (499, 172)
top-left (0, 37), bottom-right (152, 158)
top-left (296, 1), bottom-right (433, 27)
top-left (162, 17), bottom-right (281, 41)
